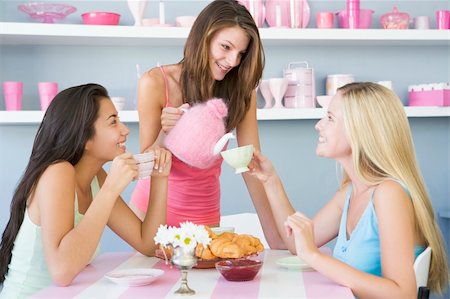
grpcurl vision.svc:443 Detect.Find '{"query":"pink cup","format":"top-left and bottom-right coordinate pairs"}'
top-left (38, 82), bottom-right (58, 111)
top-left (316, 12), bottom-right (334, 28)
top-left (436, 10), bottom-right (450, 29)
top-left (3, 81), bottom-right (23, 111)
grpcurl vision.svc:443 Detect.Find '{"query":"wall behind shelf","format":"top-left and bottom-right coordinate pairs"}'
top-left (1, 43), bottom-right (448, 111)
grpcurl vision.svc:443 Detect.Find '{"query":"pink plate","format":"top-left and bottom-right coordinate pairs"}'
top-left (18, 2), bottom-right (77, 23)
top-left (265, 0), bottom-right (310, 28)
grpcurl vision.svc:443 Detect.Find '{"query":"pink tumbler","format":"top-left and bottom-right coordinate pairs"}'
top-left (3, 81), bottom-right (23, 111)
top-left (38, 82), bottom-right (58, 111)
top-left (436, 10), bottom-right (450, 29)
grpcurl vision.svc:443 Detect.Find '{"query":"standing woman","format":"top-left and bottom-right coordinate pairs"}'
top-left (130, 0), bottom-right (285, 248)
top-left (0, 84), bottom-right (171, 298)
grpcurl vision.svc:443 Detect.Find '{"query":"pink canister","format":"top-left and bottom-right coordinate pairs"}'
top-left (283, 61), bottom-right (315, 108)
top-left (326, 74), bottom-right (355, 96)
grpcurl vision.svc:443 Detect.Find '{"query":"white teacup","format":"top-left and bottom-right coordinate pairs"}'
top-left (220, 144), bottom-right (254, 174)
top-left (133, 152), bottom-right (155, 180)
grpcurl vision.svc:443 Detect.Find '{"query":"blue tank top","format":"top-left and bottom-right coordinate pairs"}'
top-left (333, 184), bottom-right (425, 276)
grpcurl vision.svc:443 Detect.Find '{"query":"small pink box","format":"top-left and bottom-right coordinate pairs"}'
top-left (408, 84), bottom-right (450, 106)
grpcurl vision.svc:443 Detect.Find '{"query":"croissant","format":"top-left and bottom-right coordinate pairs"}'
top-left (194, 227), bottom-right (264, 260)
top-left (195, 244), bottom-right (217, 260)
top-left (210, 238), bottom-right (245, 259)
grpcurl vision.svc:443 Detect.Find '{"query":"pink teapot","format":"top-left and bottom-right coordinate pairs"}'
top-left (164, 98), bottom-right (235, 169)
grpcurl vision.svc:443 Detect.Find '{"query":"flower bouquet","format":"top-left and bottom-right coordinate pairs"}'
top-left (154, 221), bottom-right (212, 295)
top-left (154, 221), bottom-right (211, 259)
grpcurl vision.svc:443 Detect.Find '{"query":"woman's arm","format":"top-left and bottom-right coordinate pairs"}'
top-left (137, 69), bottom-right (167, 151)
top-left (38, 155), bottom-right (136, 286)
top-left (287, 181), bottom-right (417, 299)
top-left (249, 150), bottom-right (344, 253)
top-left (106, 149), bottom-right (172, 256)
top-left (235, 91), bottom-right (286, 249)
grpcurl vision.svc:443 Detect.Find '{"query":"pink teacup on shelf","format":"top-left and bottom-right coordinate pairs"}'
top-left (3, 81), bottom-right (23, 111)
top-left (38, 82), bottom-right (58, 111)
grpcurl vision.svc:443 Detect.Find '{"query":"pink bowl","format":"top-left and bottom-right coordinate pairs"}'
top-left (82, 12), bottom-right (120, 25)
top-left (336, 9), bottom-right (374, 29)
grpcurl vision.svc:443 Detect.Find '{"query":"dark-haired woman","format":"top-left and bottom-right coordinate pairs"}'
top-left (0, 84), bottom-right (171, 298)
top-left (129, 0), bottom-right (285, 249)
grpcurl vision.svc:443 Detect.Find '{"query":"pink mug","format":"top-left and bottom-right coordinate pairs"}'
top-left (38, 82), bottom-right (58, 111)
top-left (436, 10), bottom-right (450, 29)
top-left (316, 12), bottom-right (334, 28)
top-left (3, 81), bottom-right (23, 111)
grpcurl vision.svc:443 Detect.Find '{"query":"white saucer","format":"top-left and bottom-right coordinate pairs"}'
top-left (105, 268), bottom-right (164, 286)
top-left (276, 256), bottom-right (315, 271)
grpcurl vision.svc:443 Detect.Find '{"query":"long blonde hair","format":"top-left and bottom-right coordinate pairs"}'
top-left (338, 82), bottom-right (448, 293)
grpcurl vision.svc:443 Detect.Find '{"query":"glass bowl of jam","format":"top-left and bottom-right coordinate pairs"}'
top-left (215, 259), bottom-right (263, 281)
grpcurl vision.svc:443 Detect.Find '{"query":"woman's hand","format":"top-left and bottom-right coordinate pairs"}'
top-left (284, 212), bottom-right (320, 263)
top-left (104, 152), bottom-right (138, 197)
top-left (248, 150), bottom-right (277, 184)
top-left (150, 147), bottom-right (172, 177)
top-left (160, 103), bottom-right (189, 134)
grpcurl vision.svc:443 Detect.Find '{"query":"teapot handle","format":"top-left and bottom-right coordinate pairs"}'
top-left (213, 132), bottom-right (235, 156)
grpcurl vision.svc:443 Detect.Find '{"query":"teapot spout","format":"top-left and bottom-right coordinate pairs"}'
top-left (213, 132), bottom-right (235, 156)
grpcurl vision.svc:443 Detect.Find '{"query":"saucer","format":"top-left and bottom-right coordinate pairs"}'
top-left (276, 256), bottom-right (315, 271)
top-left (105, 268), bottom-right (164, 286)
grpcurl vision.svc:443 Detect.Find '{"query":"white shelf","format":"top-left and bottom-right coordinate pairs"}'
top-left (1, 22), bottom-right (449, 46)
top-left (1, 107), bottom-right (449, 125)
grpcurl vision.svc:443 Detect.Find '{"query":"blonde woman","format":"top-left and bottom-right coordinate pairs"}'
top-left (249, 82), bottom-right (448, 298)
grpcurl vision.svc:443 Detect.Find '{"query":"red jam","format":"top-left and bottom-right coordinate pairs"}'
top-left (215, 259), bottom-right (262, 281)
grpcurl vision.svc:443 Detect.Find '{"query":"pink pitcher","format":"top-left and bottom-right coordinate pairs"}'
top-left (164, 98), bottom-right (235, 169)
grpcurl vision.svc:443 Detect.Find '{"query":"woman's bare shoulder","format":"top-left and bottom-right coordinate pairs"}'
top-left (43, 161), bottom-right (75, 177)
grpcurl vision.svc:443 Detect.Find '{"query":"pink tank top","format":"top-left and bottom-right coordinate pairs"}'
top-left (131, 66), bottom-right (222, 226)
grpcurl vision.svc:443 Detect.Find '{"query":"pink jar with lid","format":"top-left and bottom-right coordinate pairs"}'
top-left (380, 6), bottom-right (410, 29)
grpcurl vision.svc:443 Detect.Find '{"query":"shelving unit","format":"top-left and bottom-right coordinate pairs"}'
top-left (1, 106), bottom-right (449, 125)
top-left (1, 21), bottom-right (449, 124)
top-left (1, 22), bottom-right (449, 46)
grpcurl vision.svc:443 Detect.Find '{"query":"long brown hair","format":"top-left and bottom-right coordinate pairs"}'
top-left (0, 84), bottom-right (107, 282)
top-left (180, 0), bottom-right (264, 131)
top-left (339, 82), bottom-right (449, 293)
